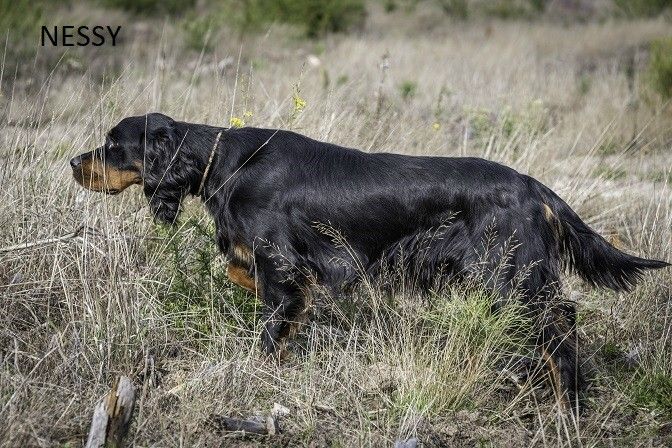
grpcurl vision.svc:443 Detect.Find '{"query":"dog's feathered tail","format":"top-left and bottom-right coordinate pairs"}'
top-left (534, 180), bottom-right (669, 291)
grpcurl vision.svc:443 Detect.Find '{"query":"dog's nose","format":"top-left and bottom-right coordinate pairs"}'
top-left (70, 156), bottom-right (82, 169)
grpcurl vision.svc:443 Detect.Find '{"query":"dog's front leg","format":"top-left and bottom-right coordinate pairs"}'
top-left (256, 259), bottom-right (305, 357)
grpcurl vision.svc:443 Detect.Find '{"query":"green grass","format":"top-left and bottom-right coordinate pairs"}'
top-left (435, 0), bottom-right (547, 19)
top-left (149, 216), bottom-right (258, 342)
top-left (437, 0), bottom-right (469, 18)
top-left (629, 370), bottom-right (672, 417)
top-left (578, 74), bottom-right (592, 96)
top-left (600, 340), bottom-right (626, 364)
top-left (593, 165), bottom-right (627, 180)
top-left (465, 101), bottom-right (549, 149)
top-left (218, 0), bottom-right (367, 37)
top-left (647, 170), bottom-right (672, 184)
top-left (391, 289), bottom-right (531, 414)
top-left (597, 139), bottom-right (622, 156)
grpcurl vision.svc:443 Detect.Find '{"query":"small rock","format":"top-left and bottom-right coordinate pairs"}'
top-left (569, 290), bottom-right (582, 302)
top-left (307, 55), bottom-right (321, 67)
top-left (9, 272), bottom-right (23, 285)
top-left (265, 415), bottom-right (278, 436)
top-left (272, 402), bottom-right (290, 418)
top-left (625, 345), bottom-right (641, 367)
top-left (394, 437), bottom-right (418, 448)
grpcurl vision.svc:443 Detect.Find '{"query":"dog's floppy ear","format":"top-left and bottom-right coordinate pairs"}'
top-left (142, 116), bottom-right (186, 225)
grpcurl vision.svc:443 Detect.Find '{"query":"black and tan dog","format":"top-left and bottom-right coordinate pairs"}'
top-left (70, 113), bottom-right (669, 410)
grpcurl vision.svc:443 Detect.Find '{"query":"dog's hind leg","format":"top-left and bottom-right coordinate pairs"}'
top-left (484, 208), bottom-right (582, 413)
top-left (527, 280), bottom-right (582, 413)
top-left (512, 244), bottom-right (583, 413)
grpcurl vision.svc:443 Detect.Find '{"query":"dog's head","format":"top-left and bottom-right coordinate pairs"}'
top-left (70, 112), bottom-right (190, 224)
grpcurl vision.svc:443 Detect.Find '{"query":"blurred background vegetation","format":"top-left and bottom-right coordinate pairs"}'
top-left (1, 0), bottom-right (671, 99)
top-left (3, 0), bottom-right (672, 45)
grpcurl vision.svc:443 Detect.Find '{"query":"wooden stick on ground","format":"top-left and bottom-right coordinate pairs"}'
top-left (85, 376), bottom-right (136, 448)
top-left (0, 225), bottom-right (85, 253)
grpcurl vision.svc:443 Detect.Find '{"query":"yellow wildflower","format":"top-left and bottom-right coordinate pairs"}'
top-left (293, 95), bottom-right (306, 113)
top-left (230, 116), bottom-right (245, 128)
top-left (292, 85), bottom-right (307, 114)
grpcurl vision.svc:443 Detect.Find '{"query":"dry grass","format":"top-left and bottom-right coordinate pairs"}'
top-left (1, 4), bottom-right (672, 446)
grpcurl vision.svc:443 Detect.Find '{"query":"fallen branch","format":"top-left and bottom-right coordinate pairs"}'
top-left (85, 376), bottom-right (136, 448)
top-left (313, 403), bottom-right (337, 415)
top-left (208, 415), bottom-right (278, 436)
top-left (0, 225), bottom-right (85, 253)
top-left (208, 402), bottom-right (288, 437)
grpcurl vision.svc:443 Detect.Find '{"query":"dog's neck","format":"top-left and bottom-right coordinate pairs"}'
top-left (173, 122), bottom-right (274, 202)
top-left (172, 122), bottom-right (228, 197)
top-left (197, 130), bottom-right (222, 196)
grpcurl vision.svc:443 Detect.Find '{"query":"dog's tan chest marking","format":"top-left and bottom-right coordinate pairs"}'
top-left (226, 243), bottom-right (257, 292)
top-left (227, 264), bottom-right (257, 292)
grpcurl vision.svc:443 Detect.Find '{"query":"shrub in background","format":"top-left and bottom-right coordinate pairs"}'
top-left (436, 0), bottom-right (548, 19)
top-left (437, 0), bottom-right (469, 18)
top-left (399, 80), bottom-right (418, 100)
top-left (239, 0), bottom-right (367, 38)
top-left (296, 0), bottom-right (367, 37)
top-left (613, 0), bottom-right (672, 17)
top-left (648, 38), bottom-right (672, 100)
top-left (0, 0), bottom-right (47, 64)
top-left (178, 0), bottom-right (366, 48)
top-left (101, 0), bottom-right (195, 16)
top-left (182, 15), bottom-right (217, 53)
top-left (0, 0), bottom-right (43, 35)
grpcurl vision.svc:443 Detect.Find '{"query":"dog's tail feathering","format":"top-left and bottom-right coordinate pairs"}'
top-left (535, 181), bottom-right (670, 291)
